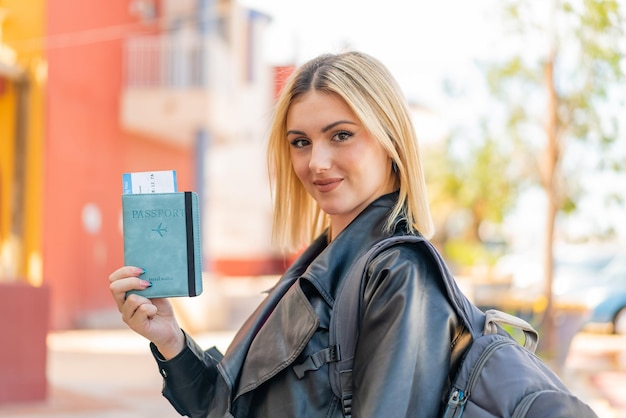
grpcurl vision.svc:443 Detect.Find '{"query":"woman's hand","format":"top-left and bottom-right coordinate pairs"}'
top-left (109, 266), bottom-right (185, 359)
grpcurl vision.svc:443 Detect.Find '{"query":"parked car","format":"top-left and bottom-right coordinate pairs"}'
top-left (570, 254), bottom-right (626, 335)
top-left (493, 244), bottom-right (626, 334)
top-left (494, 244), bottom-right (616, 296)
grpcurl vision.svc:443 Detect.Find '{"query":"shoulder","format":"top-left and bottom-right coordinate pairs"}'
top-left (363, 238), bottom-right (444, 292)
top-left (367, 237), bottom-right (438, 273)
top-left (358, 237), bottom-right (455, 322)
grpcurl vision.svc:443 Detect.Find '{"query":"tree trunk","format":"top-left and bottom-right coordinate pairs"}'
top-left (539, 52), bottom-right (559, 356)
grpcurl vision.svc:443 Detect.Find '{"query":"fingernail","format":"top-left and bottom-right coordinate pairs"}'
top-left (134, 267), bottom-right (146, 275)
top-left (141, 279), bottom-right (152, 288)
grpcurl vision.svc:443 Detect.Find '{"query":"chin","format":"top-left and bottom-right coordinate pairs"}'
top-left (317, 203), bottom-right (344, 216)
top-left (320, 202), bottom-right (356, 217)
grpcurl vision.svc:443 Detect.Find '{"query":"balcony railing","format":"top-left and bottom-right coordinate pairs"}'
top-left (124, 34), bottom-right (208, 88)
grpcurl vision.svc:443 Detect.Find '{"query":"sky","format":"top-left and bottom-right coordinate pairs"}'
top-left (241, 0), bottom-right (501, 106)
top-left (240, 0), bottom-right (626, 246)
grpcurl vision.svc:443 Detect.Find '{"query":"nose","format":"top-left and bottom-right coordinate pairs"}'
top-left (309, 142), bottom-right (332, 173)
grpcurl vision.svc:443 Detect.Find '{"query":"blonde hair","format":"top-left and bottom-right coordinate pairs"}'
top-left (267, 51), bottom-right (434, 251)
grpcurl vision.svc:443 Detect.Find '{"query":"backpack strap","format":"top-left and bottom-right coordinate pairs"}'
top-left (293, 345), bottom-right (340, 379)
top-left (328, 235), bottom-right (483, 417)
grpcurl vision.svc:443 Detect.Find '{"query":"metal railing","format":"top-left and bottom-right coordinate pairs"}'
top-left (124, 34), bottom-right (208, 88)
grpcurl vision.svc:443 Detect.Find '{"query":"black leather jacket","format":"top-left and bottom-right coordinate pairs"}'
top-left (151, 193), bottom-right (471, 417)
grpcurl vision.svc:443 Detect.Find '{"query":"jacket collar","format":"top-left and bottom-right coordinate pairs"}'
top-left (217, 191), bottom-right (402, 392)
top-left (298, 191), bottom-right (402, 303)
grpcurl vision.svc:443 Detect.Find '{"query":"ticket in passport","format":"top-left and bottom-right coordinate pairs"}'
top-left (122, 170), bottom-right (178, 194)
top-left (121, 169), bottom-right (202, 298)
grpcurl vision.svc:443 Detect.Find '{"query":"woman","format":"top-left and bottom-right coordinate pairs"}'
top-left (109, 51), bottom-right (470, 417)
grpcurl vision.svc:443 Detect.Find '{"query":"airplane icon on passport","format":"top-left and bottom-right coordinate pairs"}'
top-left (152, 223), bottom-right (168, 237)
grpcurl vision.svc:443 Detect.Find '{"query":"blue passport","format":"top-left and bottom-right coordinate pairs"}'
top-left (122, 192), bottom-right (203, 298)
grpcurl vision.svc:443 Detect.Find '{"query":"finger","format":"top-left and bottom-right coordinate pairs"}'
top-left (121, 294), bottom-right (154, 324)
top-left (137, 302), bottom-right (158, 320)
top-left (110, 279), bottom-right (151, 311)
top-left (109, 266), bottom-right (145, 283)
top-left (123, 300), bottom-right (160, 338)
top-left (109, 276), bottom-right (151, 295)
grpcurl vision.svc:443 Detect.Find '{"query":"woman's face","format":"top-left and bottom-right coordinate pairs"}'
top-left (286, 90), bottom-right (396, 238)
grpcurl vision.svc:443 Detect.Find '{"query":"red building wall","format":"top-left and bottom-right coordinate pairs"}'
top-left (45, 0), bottom-right (196, 329)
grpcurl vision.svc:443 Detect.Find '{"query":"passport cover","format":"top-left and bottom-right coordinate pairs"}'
top-left (122, 192), bottom-right (203, 298)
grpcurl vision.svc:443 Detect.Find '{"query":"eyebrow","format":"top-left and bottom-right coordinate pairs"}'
top-left (286, 120), bottom-right (358, 136)
top-left (322, 120), bottom-right (358, 133)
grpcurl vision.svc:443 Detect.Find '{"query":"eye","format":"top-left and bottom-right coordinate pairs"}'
top-left (289, 138), bottom-right (310, 149)
top-left (332, 130), bottom-right (353, 142)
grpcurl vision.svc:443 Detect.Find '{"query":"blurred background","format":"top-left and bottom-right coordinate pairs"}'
top-left (0, 0), bottom-right (625, 416)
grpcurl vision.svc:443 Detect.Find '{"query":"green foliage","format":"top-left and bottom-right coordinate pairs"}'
top-left (429, 0), bottom-right (625, 270)
top-left (444, 238), bottom-right (500, 267)
top-left (425, 130), bottom-right (519, 258)
top-left (486, 0), bottom-right (625, 216)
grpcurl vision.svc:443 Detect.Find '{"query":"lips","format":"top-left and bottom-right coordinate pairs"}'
top-left (313, 178), bottom-right (342, 193)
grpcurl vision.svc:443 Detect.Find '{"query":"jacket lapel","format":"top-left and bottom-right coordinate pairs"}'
top-left (216, 233), bottom-right (329, 392)
top-left (235, 280), bottom-right (319, 398)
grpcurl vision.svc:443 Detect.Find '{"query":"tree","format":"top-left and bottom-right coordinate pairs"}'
top-left (425, 129), bottom-right (520, 268)
top-left (485, 0), bottom-right (625, 355)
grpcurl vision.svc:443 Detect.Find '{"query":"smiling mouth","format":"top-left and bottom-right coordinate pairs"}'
top-left (313, 178), bottom-right (342, 193)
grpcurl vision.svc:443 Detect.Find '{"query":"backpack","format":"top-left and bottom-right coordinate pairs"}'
top-left (327, 235), bottom-right (598, 418)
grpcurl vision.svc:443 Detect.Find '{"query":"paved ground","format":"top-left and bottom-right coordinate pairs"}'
top-left (0, 330), bottom-right (624, 417)
top-left (0, 330), bottom-right (235, 418)
top-left (564, 333), bottom-right (626, 418)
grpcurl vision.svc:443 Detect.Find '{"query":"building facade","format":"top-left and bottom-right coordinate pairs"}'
top-left (0, 0), bottom-right (284, 330)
